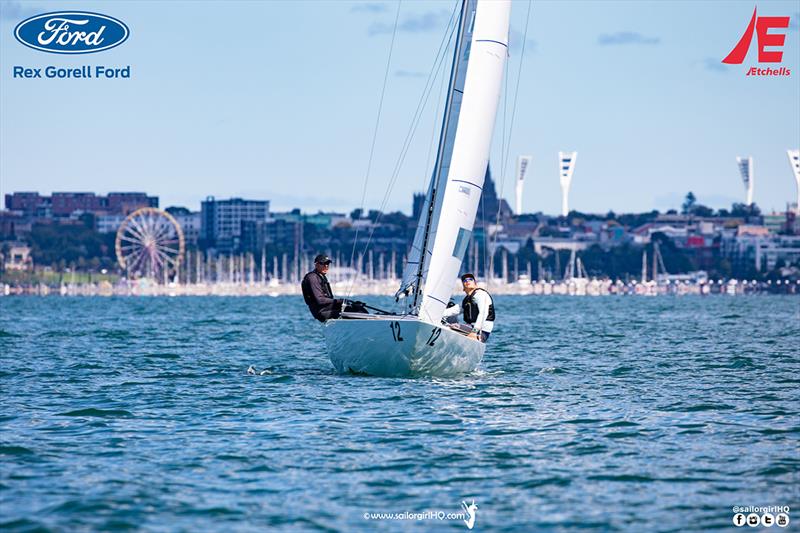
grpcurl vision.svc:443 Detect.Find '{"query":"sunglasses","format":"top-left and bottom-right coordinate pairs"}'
top-left (462, 278), bottom-right (475, 283)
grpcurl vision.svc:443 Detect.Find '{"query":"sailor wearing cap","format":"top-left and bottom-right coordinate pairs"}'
top-left (301, 254), bottom-right (344, 322)
top-left (441, 273), bottom-right (495, 342)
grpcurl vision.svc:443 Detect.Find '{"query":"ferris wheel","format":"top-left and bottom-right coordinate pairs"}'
top-left (115, 207), bottom-right (185, 280)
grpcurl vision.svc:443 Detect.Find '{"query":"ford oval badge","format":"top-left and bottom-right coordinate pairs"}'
top-left (14, 11), bottom-right (129, 54)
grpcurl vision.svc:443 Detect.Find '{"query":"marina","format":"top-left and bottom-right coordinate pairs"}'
top-left (5, 276), bottom-right (800, 297)
top-left (3, 253), bottom-right (798, 298)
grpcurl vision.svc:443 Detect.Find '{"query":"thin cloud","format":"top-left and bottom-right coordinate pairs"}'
top-left (395, 69), bottom-right (426, 78)
top-left (368, 9), bottom-right (450, 36)
top-left (598, 31), bottom-right (660, 46)
top-left (350, 3), bottom-right (389, 14)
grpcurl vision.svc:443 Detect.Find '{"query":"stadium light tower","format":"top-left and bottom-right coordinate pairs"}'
top-left (736, 156), bottom-right (754, 205)
top-left (558, 151), bottom-right (577, 217)
top-left (788, 149), bottom-right (800, 214)
top-left (515, 155), bottom-right (532, 214)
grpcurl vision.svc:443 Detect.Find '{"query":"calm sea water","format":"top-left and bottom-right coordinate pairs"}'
top-left (1, 295), bottom-right (798, 532)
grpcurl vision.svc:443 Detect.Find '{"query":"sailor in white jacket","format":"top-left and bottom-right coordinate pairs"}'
top-left (441, 273), bottom-right (495, 342)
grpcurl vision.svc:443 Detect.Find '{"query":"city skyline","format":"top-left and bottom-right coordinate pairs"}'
top-left (1, 1), bottom-right (799, 215)
top-left (0, 179), bottom-right (790, 217)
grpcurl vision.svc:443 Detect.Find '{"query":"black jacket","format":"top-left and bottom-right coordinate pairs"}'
top-left (301, 271), bottom-right (342, 322)
top-left (462, 288), bottom-right (495, 324)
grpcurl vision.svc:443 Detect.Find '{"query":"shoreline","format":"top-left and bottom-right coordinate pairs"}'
top-left (3, 278), bottom-right (798, 297)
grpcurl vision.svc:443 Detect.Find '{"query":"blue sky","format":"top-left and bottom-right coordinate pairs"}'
top-left (1, 0), bottom-right (798, 216)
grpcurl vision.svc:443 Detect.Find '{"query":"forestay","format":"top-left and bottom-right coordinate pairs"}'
top-left (397, 0), bottom-right (476, 307)
top-left (397, 0), bottom-right (510, 325)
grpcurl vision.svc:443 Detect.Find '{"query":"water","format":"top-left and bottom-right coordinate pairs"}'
top-left (1, 296), bottom-right (798, 532)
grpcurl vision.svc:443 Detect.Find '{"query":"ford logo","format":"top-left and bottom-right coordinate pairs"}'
top-left (14, 11), bottom-right (129, 54)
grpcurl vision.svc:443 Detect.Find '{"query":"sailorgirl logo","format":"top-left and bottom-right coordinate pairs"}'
top-left (722, 7), bottom-right (791, 76)
top-left (14, 11), bottom-right (129, 54)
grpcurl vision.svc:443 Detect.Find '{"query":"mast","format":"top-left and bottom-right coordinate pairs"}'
top-left (418, 0), bottom-right (510, 323)
top-left (410, 0), bottom-right (473, 309)
top-left (565, 246), bottom-right (576, 281)
top-left (652, 242), bottom-right (658, 284)
top-left (788, 149), bottom-right (800, 215)
top-left (641, 249), bottom-right (647, 283)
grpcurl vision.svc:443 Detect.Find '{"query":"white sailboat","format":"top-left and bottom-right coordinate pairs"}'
top-left (324, 0), bottom-right (510, 378)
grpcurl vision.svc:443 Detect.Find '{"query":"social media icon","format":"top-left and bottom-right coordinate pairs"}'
top-left (748, 513), bottom-right (761, 527)
top-left (762, 513), bottom-right (775, 527)
top-left (733, 513), bottom-right (746, 527)
top-left (776, 513), bottom-right (790, 527)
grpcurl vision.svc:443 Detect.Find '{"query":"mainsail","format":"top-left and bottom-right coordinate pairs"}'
top-left (396, 0), bottom-right (510, 325)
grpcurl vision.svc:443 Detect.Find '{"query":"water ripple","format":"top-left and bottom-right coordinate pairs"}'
top-left (0, 295), bottom-right (797, 531)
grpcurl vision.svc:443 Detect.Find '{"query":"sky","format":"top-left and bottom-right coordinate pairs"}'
top-left (1, 0), bottom-right (799, 216)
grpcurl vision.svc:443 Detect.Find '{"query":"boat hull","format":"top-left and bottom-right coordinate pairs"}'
top-left (323, 316), bottom-right (485, 378)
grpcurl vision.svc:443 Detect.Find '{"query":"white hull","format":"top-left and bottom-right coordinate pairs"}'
top-left (324, 316), bottom-right (485, 378)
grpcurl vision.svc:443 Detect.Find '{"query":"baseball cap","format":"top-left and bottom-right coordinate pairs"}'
top-left (314, 254), bottom-right (332, 264)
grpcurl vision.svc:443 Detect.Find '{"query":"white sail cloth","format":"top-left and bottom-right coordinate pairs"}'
top-left (417, 1), bottom-right (510, 325)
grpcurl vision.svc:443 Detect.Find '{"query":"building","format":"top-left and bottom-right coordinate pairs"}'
top-left (240, 218), bottom-right (302, 255)
top-left (200, 197), bottom-right (270, 252)
top-left (0, 211), bottom-right (32, 239)
top-left (754, 235), bottom-right (800, 270)
top-left (722, 229), bottom-right (800, 272)
top-left (162, 207), bottom-right (202, 247)
top-left (97, 214), bottom-right (127, 234)
top-left (105, 193), bottom-right (158, 215)
top-left (632, 223), bottom-right (688, 245)
top-left (305, 212), bottom-right (349, 229)
top-left (763, 211), bottom-right (799, 234)
top-left (51, 192), bottom-right (106, 216)
top-left (4, 191), bottom-right (157, 218)
top-left (2, 242), bottom-right (32, 270)
top-left (479, 166), bottom-right (513, 222)
top-left (173, 212), bottom-right (201, 247)
top-left (4, 192), bottom-right (51, 217)
top-left (532, 237), bottom-right (591, 255)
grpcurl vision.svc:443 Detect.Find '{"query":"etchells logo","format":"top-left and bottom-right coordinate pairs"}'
top-left (14, 11), bottom-right (129, 54)
top-left (722, 6), bottom-right (791, 76)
